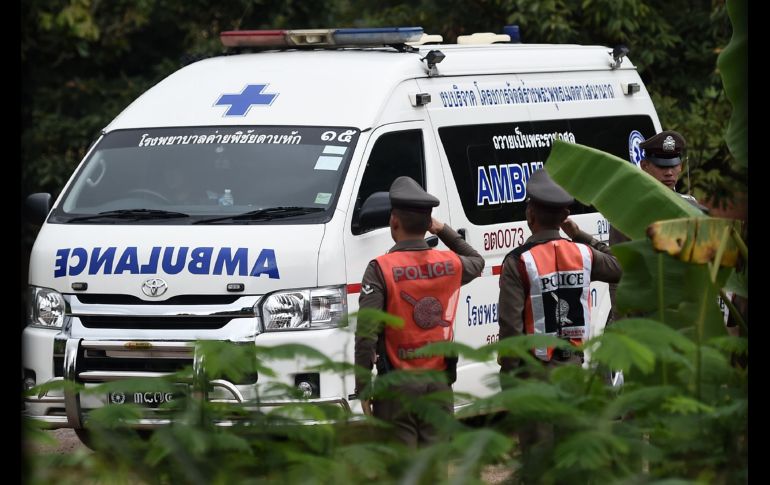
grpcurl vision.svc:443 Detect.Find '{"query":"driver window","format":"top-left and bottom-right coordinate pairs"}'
top-left (351, 129), bottom-right (425, 235)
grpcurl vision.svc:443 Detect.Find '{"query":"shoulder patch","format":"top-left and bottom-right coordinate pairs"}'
top-left (361, 284), bottom-right (374, 295)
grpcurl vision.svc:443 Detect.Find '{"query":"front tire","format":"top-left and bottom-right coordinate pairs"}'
top-left (74, 428), bottom-right (94, 449)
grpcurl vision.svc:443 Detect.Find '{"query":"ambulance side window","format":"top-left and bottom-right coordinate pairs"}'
top-left (439, 115), bottom-right (656, 225)
top-left (351, 130), bottom-right (425, 235)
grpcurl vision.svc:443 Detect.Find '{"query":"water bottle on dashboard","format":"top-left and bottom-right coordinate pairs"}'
top-left (219, 188), bottom-right (234, 207)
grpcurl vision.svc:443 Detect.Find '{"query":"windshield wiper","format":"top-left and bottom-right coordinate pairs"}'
top-left (193, 206), bottom-right (325, 224)
top-left (67, 209), bottom-right (191, 223)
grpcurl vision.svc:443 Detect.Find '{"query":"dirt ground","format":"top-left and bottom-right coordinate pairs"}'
top-left (25, 429), bottom-right (90, 455)
top-left (27, 429), bottom-right (513, 483)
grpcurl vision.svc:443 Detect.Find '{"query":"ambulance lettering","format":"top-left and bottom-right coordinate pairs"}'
top-left (53, 247), bottom-right (280, 279)
top-left (465, 295), bottom-right (498, 326)
top-left (476, 162), bottom-right (544, 206)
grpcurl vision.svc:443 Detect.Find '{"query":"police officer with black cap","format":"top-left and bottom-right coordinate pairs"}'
top-left (354, 176), bottom-right (484, 448)
top-left (610, 130), bottom-right (706, 246)
top-left (498, 168), bottom-right (622, 371)
top-left (608, 130), bottom-right (706, 322)
top-left (497, 169), bottom-right (621, 475)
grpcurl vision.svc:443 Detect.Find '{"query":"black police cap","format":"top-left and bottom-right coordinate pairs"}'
top-left (640, 130), bottom-right (686, 168)
top-left (389, 176), bottom-right (439, 212)
top-left (526, 169), bottom-right (574, 208)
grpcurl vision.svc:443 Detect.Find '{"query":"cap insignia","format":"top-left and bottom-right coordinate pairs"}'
top-left (663, 135), bottom-right (676, 152)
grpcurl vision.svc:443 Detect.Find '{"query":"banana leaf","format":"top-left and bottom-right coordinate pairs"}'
top-left (546, 140), bottom-right (703, 241)
top-left (647, 217), bottom-right (742, 266)
top-left (717, 0), bottom-right (748, 168)
top-left (612, 240), bottom-right (730, 341)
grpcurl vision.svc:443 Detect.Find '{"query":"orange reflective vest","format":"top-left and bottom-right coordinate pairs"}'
top-left (513, 239), bottom-right (592, 362)
top-left (376, 249), bottom-right (463, 370)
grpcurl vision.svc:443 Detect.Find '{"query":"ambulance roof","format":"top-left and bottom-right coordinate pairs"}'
top-left (106, 44), bottom-right (638, 131)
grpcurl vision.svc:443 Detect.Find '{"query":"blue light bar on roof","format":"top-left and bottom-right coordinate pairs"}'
top-left (220, 27), bottom-right (424, 48)
top-left (333, 27), bottom-right (423, 45)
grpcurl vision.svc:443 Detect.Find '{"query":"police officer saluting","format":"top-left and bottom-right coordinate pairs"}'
top-left (497, 169), bottom-right (622, 472)
top-left (354, 176), bottom-right (484, 448)
top-left (499, 169), bottom-right (621, 369)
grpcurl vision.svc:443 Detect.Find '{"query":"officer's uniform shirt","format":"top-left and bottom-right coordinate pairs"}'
top-left (497, 169), bottom-right (622, 372)
top-left (354, 225), bottom-right (484, 392)
top-left (353, 176), bottom-right (484, 394)
top-left (498, 228), bottom-right (621, 371)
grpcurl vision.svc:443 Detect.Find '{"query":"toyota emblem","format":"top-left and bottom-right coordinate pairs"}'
top-left (142, 278), bottom-right (168, 297)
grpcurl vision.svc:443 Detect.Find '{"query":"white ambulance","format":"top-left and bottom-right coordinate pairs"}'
top-left (23, 27), bottom-right (661, 439)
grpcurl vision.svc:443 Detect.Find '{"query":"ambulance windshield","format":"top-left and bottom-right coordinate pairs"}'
top-left (52, 126), bottom-right (360, 224)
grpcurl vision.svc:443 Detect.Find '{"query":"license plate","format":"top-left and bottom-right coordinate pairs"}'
top-left (108, 388), bottom-right (182, 408)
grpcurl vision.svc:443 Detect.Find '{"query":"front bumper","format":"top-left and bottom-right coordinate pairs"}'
top-left (23, 337), bottom-right (357, 429)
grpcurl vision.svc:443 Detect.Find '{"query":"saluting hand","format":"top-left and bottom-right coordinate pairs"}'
top-left (429, 218), bottom-right (444, 235)
top-left (362, 399), bottom-right (373, 416)
top-left (560, 218), bottom-right (580, 239)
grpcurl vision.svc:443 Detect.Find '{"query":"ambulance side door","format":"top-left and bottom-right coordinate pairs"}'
top-left (343, 122), bottom-right (450, 314)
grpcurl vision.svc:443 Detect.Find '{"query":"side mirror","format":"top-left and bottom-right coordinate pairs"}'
top-left (24, 193), bottom-right (52, 225)
top-left (358, 192), bottom-right (391, 232)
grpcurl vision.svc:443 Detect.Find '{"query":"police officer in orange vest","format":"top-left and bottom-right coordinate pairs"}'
top-left (497, 169), bottom-right (622, 467)
top-left (354, 176), bottom-right (484, 448)
top-left (499, 168), bottom-right (622, 368)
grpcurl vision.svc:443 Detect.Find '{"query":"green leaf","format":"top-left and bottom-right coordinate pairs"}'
top-left (555, 430), bottom-right (630, 471)
top-left (86, 403), bottom-right (144, 429)
top-left (25, 377), bottom-right (84, 397)
top-left (662, 395), bottom-right (715, 415)
top-left (209, 432), bottom-right (253, 454)
top-left (590, 333), bottom-right (655, 374)
top-left (695, 345), bottom-right (734, 385)
top-left (399, 441), bottom-right (451, 485)
top-left (612, 242), bottom-right (731, 341)
top-left (252, 343), bottom-right (332, 363)
top-left (717, 0), bottom-right (748, 167)
top-left (724, 266), bottom-right (748, 298)
top-left (414, 340), bottom-right (494, 361)
top-left (479, 381), bottom-right (580, 423)
top-left (354, 307), bottom-right (405, 341)
top-left (545, 140), bottom-right (703, 240)
top-left (603, 319), bottom-right (696, 354)
top-left (707, 336), bottom-right (747, 355)
top-left (355, 307), bottom-right (404, 328)
top-left (22, 417), bottom-right (58, 446)
top-left (611, 241), bottom-right (677, 315)
top-left (449, 429), bottom-right (512, 485)
top-left (491, 334), bottom-right (572, 358)
top-left (602, 385), bottom-right (678, 419)
top-left (333, 443), bottom-right (399, 480)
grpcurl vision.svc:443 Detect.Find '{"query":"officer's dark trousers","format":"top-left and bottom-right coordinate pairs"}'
top-left (373, 379), bottom-right (453, 448)
top-left (503, 353), bottom-right (582, 484)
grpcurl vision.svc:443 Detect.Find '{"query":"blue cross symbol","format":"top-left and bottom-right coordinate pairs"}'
top-left (214, 84), bottom-right (278, 116)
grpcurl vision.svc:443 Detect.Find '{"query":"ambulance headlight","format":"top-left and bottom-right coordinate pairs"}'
top-left (27, 286), bottom-right (66, 328)
top-left (260, 285), bottom-right (347, 331)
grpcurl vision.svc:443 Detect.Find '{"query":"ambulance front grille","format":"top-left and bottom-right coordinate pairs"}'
top-left (80, 315), bottom-right (230, 330)
top-left (80, 348), bottom-right (194, 374)
top-left (76, 294), bottom-right (242, 305)
top-left (77, 342), bottom-right (195, 375)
